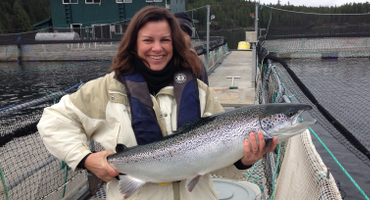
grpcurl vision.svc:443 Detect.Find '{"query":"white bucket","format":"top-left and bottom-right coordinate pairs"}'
top-left (213, 179), bottom-right (259, 200)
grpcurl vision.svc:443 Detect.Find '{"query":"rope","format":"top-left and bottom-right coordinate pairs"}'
top-left (269, 143), bottom-right (282, 200)
top-left (0, 165), bottom-right (9, 200)
top-left (211, 3), bottom-right (257, 7)
top-left (61, 161), bottom-right (71, 198)
top-left (260, 4), bottom-right (370, 16)
top-left (245, 160), bottom-right (263, 191)
top-left (308, 127), bottom-right (370, 200)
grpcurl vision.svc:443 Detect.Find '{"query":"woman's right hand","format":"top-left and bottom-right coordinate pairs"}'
top-left (84, 151), bottom-right (119, 182)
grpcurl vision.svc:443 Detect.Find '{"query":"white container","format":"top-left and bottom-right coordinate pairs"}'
top-left (212, 179), bottom-right (258, 200)
top-left (35, 32), bottom-right (79, 41)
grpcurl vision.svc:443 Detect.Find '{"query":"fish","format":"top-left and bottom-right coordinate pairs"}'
top-left (107, 103), bottom-right (317, 199)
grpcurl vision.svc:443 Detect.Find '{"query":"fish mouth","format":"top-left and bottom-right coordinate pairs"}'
top-left (292, 107), bottom-right (317, 126)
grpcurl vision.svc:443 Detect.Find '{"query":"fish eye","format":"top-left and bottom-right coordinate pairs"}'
top-left (288, 112), bottom-right (294, 117)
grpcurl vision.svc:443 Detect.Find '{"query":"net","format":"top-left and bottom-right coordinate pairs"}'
top-left (0, 59), bottom-right (112, 200)
top-left (257, 57), bottom-right (342, 200)
top-left (258, 5), bottom-right (370, 199)
top-left (259, 5), bottom-right (370, 168)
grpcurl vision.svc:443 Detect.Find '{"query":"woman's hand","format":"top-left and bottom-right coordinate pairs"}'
top-left (241, 131), bottom-right (278, 166)
top-left (84, 151), bottom-right (119, 182)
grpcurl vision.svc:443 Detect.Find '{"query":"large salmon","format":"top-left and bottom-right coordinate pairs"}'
top-left (107, 103), bottom-right (317, 198)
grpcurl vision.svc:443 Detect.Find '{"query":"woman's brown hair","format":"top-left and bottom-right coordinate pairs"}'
top-left (110, 6), bottom-right (201, 76)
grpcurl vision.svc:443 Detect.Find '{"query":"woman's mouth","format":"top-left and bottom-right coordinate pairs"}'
top-left (148, 55), bottom-right (164, 60)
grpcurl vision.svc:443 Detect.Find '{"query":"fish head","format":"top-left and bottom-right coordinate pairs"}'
top-left (259, 103), bottom-right (317, 143)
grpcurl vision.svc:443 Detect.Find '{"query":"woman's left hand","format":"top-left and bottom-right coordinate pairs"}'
top-left (241, 131), bottom-right (278, 166)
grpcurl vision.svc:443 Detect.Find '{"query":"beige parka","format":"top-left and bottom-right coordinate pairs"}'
top-left (37, 72), bottom-right (248, 200)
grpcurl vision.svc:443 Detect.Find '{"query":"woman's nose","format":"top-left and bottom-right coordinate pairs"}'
top-left (152, 41), bottom-right (163, 52)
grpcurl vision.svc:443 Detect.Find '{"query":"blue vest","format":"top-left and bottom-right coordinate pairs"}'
top-left (121, 70), bottom-right (200, 145)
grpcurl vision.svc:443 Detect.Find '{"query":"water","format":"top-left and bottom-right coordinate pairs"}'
top-left (0, 60), bottom-right (112, 110)
top-left (196, 30), bottom-right (250, 49)
top-left (281, 58), bottom-right (370, 200)
top-left (210, 30), bottom-right (248, 49)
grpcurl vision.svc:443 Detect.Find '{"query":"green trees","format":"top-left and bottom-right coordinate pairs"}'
top-left (0, 0), bottom-right (50, 33)
top-left (13, 0), bottom-right (32, 32)
top-left (186, 0), bottom-right (370, 31)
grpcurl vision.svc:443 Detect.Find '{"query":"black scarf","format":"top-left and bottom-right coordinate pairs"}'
top-left (135, 57), bottom-right (175, 95)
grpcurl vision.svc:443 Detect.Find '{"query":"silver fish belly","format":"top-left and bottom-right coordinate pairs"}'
top-left (107, 103), bottom-right (317, 198)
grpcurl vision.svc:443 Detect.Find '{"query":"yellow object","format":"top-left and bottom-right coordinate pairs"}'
top-left (237, 41), bottom-right (250, 50)
top-left (157, 182), bottom-right (171, 185)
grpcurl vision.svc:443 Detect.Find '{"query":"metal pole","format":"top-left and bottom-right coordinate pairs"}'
top-left (205, 4), bottom-right (210, 69)
top-left (255, 3), bottom-right (259, 32)
top-left (251, 3), bottom-right (259, 88)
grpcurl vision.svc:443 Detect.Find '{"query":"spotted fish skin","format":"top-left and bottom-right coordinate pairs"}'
top-left (107, 103), bottom-right (317, 199)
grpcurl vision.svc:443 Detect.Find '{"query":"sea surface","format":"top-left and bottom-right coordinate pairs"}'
top-left (1, 31), bottom-right (369, 199)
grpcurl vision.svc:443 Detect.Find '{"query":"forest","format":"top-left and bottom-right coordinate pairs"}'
top-left (186, 0), bottom-right (370, 31)
top-left (0, 0), bottom-right (370, 34)
top-left (0, 0), bottom-right (50, 33)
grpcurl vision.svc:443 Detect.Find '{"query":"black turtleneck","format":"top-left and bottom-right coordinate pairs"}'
top-left (136, 57), bottom-right (175, 95)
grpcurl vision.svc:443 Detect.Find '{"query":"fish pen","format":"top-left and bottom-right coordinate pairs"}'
top-left (0, 37), bottom-right (228, 200)
top-left (254, 5), bottom-right (370, 200)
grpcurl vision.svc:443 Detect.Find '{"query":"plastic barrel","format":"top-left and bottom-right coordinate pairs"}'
top-left (237, 41), bottom-right (251, 50)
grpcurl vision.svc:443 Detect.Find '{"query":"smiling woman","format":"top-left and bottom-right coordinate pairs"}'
top-left (37, 5), bottom-right (277, 200)
top-left (110, 5), bottom-right (202, 76)
top-left (136, 20), bottom-right (173, 71)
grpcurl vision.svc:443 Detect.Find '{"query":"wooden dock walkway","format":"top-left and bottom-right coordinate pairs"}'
top-left (208, 50), bottom-right (255, 107)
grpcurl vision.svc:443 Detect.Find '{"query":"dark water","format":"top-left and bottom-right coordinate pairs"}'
top-left (196, 30), bottom-right (249, 49)
top-left (280, 58), bottom-right (370, 200)
top-left (0, 60), bottom-right (112, 110)
top-left (210, 30), bottom-right (248, 49)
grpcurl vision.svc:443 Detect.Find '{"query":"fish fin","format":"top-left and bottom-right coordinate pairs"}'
top-left (185, 174), bottom-right (202, 192)
top-left (264, 138), bottom-right (273, 155)
top-left (115, 143), bottom-right (128, 153)
top-left (118, 175), bottom-right (145, 199)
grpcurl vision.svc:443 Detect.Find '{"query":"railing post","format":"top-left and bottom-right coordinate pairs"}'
top-left (205, 4), bottom-right (210, 69)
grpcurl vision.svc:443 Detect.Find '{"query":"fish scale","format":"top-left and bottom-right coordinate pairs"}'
top-left (107, 103), bottom-right (317, 199)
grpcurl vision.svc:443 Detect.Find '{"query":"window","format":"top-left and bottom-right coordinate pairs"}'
top-left (86, 0), bottom-right (100, 4)
top-left (114, 24), bottom-right (128, 34)
top-left (116, 0), bottom-right (132, 3)
top-left (63, 0), bottom-right (78, 4)
top-left (153, 0), bottom-right (162, 2)
top-left (146, 0), bottom-right (153, 2)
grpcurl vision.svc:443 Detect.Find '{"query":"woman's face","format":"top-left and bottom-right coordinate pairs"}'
top-left (136, 20), bottom-right (173, 71)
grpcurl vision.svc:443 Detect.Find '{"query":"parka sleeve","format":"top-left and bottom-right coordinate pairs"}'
top-left (37, 74), bottom-right (113, 171)
top-left (37, 95), bottom-right (93, 171)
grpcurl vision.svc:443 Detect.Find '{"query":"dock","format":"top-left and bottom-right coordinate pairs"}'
top-left (209, 50), bottom-right (255, 107)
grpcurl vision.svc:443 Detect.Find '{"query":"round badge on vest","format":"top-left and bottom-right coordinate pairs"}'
top-left (174, 72), bottom-right (187, 84)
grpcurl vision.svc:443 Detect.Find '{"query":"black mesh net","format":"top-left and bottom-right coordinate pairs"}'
top-left (259, 6), bottom-right (370, 167)
top-left (258, 6), bottom-right (370, 199)
top-left (0, 59), bottom-right (111, 199)
top-left (259, 6), bottom-right (370, 40)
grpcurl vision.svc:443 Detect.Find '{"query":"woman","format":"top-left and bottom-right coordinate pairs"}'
top-left (37, 6), bottom-right (277, 200)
